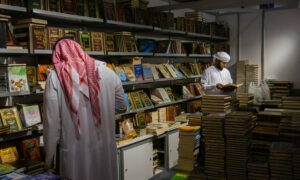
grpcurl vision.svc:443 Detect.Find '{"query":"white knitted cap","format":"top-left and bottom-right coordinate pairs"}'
top-left (214, 51), bottom-right (230, 63)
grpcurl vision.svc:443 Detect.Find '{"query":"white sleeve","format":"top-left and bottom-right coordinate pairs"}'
top-left (201, 69), bottom-right (214, 90)
top-left (113, 69), bottom-right (127, 114)
top-left (43, 72), bottom-right (61, 167)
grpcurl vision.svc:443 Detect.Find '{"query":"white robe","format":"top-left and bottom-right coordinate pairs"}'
top-left (43, 61), bottom-right (126, 180)
top-left (201, 65), bottom-right (233, 94)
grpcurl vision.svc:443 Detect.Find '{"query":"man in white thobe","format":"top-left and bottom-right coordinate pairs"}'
top-left (43, 39), bottom-right (126, 180)
top-left (201, 51), bottom-right (234, 94)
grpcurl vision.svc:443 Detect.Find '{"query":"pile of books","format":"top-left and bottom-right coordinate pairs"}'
top-left (270, 142), bottom-right (294, 179)
top-left (245, 64), bottom-right (259, 89)
top-left (186, 113), bottom-right (202, 126)
top-left (247, 155), bottom-right (270, 180)
top-left (236, 60), bottom-right (259, 94)
top-left (202, 113), bottom-right (226, 179)
top-left (237, 93), bottom-right (254, 108)
top-left (282, 96), bottom-right (300, 110)
top-left (177, 126), bottom-right (201, 172)
top-left (225, 111), bottom-right (253, 180)
top-left (202, 95), bottom-right (231, 114)
top-left (267, 80), bottom-right (293, 99)
top-left (252, 111), bottom-right (282, 151)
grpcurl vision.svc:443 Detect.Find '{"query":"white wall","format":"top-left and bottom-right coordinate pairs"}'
top-left (220, 8), bottom-right (300, 89)
top-left (265, 9), bottom-right (300, 88)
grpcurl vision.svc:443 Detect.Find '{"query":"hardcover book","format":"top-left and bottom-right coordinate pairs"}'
top-left (130, 91), bottom-right (144, 109)
top-left (31, 24), bottom-right (48, 52)
top-left (64, 28), bottom-right (78, 42)
top-left (76, 0), bottom-right (85, 16)
top-left (26, 66), bottom-right (37, 88)
top-left (105, 33), bottom-right (115, 52)
top-left (21, 138), bottom-right (41, 161)
top-left (138, 91), bottom-right (153, 107)
top-left (91, 32), bottom-right (104, 52)
top-left (0, 107), bottom-right (23, 133)
top-left (20, 104), bottom-right (42, 127)
top-left (48, 27), bottom-right (64, 49)
top-left (113, 65), bottom-right (128, 82)
top-left (123, 65), bottom-right (136, 82)
top-left (8, 64), bottom-right (29, 92)
top-left (0, 146), bottom-right (18, 163)
top-left (132, 57), bottom-right (143, 81)
top-left (61, 0), bottom-right (76, 14)
top-left (79, 31), bottom-right (91, 51)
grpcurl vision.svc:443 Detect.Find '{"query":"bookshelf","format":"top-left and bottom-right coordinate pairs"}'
top-left (0, 2), bottom-right (228, 179)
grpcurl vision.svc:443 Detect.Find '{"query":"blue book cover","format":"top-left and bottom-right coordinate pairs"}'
top-left (137, 39), bottom-right (155, 53)
top-left (133, 64), bottom-right (143, 81)
top-left (171, 65), bottom-right (185, 78)
top-left (142, 65), bottom-right (153, 80)
top-left (124, 93), bottom-right (131, 112)
top-left (114, 66), bottom-right (128, 82)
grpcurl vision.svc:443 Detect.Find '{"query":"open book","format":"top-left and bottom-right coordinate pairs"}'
top-left (222, 83), bottom-right (243, 91)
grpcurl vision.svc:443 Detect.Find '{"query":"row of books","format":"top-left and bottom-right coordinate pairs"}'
top-left (0, 104), bottom-right (42, 134)
top-left (1, 1), bottom-right (229, 37)
top-left (124, 83), bottom-right (205, 112)
top-left (108, 61), bottom-right (210, 83)
top-left (0, 64), bottom-right (52, 93)
top-left (9, 17), bottom-right (222, 54)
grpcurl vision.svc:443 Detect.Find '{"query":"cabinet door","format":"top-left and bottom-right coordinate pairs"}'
top-left (168, 131), bottom-right (179, 169)
top-left (122, 141), bottom-right (153, 180)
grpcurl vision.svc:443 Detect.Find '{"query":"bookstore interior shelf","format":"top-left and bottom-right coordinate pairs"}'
top-left (2, 49), bottom-right (212, 58)
top-left (115, 95), bottom-right (202, 119)
top-left (0, 91), bottom-right (31, 98)
top-left (0, 48), bottom-right (29, 55)
top-left (0, 4), bottom-right (26, 12)
top-left (32, 9), bottom-right (104, 23)
top-left (0, 129), bottom-right (43, 143)
top-left (106, 20), bottom-right (153, 31)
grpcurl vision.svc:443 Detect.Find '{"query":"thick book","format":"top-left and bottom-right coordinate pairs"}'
top-left (21, 138), bottom-right (41, 161)
top-left (30, 24), bottom-right (48, 52)
top-left (113, 65), bottom-right (128, 82)
top-left (104, 33), bottom-right (115, 52)
top-left (91, 32), bottom-right (104, 52)
top-left (0, 107), bottom-right (23, 133)
top-left (48, 27), bottom-right (64, 49)
top-left (64, 28), bottom-right (78, 42)
top-left (61, 0), bottom-right (76, 14)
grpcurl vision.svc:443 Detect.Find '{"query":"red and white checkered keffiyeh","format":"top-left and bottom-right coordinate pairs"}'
top-left (53, 39), bottom-right (101, 130)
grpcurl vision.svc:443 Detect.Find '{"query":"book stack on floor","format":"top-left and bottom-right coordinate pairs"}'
top-left (237, 93), bottom-right (254, 108)
top-left (202, 113), bottom-right (226, 179)
top-left (236, 60), bottom-right (247, 93)
top-left (186, 113), bottom-right (202, 126)
top-left (245, 64), bottom-right (259, 90)
top-left (280, 112), bottom-right (300, 178)
top-left (282, 96), bottom-right (300, 110)
top-left (225, 111), bottom-right (253, 180)
top-left (177, 126), bottom-right (201, 172)
top-left (247, 155), bottom-right (270, 180)
top-left (252, 111), bottom-right (282, 152)
top-left (270, 142), bottom-right (294, 180)
top-left (202, 95), bottom-right (231, 114)
top-left (267, 80), bottom-right (293, 99)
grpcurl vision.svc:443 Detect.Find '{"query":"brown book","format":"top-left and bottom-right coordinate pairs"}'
top-left (15, 18), bottom-right (47, 25)
top-left (105, 33), bottom-right (115, 52)
top-left (48, 27), bottom-right (64, 49)
top-left (21, 138), bottom-right (41, 161)
top-left (61, 0), bottom-right (76, 14)
top-left (30, 24), bottom-right (48, 53)
top-left (91, 32), bottom-right (104, 52)
top-left (64, 28), bottom-right (78, 42)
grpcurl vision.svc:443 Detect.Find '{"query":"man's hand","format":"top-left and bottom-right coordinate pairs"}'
top-left (216, 83), bottom-right (224, 89)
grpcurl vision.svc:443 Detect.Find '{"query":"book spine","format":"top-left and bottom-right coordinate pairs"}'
top-left (0, 21), bottom-right (7, 48)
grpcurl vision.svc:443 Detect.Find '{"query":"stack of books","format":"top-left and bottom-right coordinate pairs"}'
top-left (247, 155), bottom-right (270, 180)
top-left (252, 111), bottom-right (282, 152)
top-left (202, 95), bottom-right (231, 114)
top-left (202, 113), bottom-right (226, 179)
top-left (186, 112), bottom-right (202, 126)
top-left (267, 80), bottom-right (293, 99)
top-left (237, 93), bottom-right (254, 108)
top-left (236, 60), bottom-right (247, 93)
top-left (245, 64), bottom-right (259, 90)
top-left (225, 111), bottom-right (253, 180)
top-left (270, 142), bottom-right (294, 180)
top-left (177, 126), bottom-right (201, 172)
top-left (282, 96), bottom-right (300, 110)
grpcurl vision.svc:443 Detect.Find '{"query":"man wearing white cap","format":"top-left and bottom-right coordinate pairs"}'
top-left (201, 51), bottom-right (233, 92)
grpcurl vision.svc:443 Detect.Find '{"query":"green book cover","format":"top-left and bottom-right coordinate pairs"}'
top-left (8, 64), bottom-right (29, 92)
top-left (138, 91), bottom-right (153, 107)
top-left (80, 31), bottom-right (91, 51)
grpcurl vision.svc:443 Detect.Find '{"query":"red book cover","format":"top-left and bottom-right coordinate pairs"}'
top-left (21, 138), bottom-right (41, 161)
